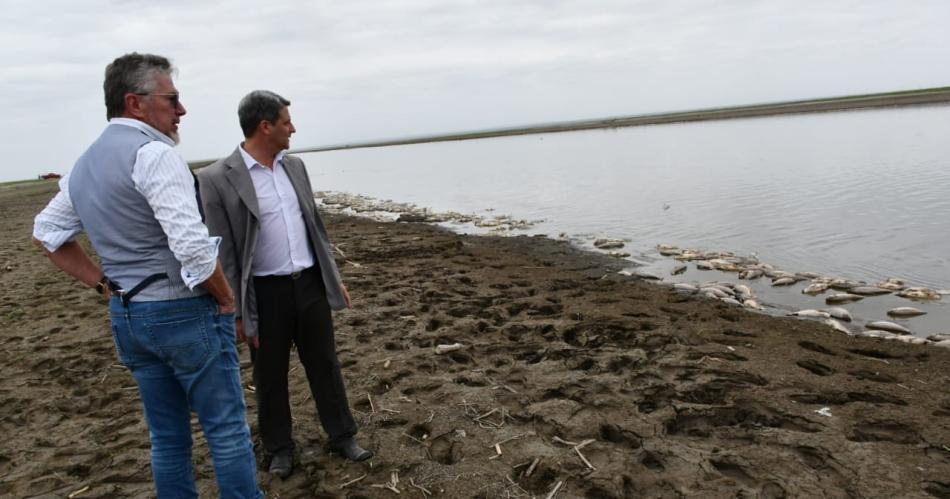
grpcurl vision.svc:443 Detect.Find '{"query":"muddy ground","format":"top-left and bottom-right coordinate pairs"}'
top-left (1, 180), bottom-right (949, 498)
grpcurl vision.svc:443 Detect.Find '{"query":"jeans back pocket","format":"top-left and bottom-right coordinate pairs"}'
top-left (146, 314), bottom-right (212, 373)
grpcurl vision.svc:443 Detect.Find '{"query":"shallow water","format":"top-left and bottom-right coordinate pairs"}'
top-left (301, 105), bottom-right (950, 337)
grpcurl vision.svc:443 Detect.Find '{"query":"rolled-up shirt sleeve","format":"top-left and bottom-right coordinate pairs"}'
top-left (133, 142), bottom-right (220, 289)
top-left (33, 175), bottom-right (83, 252)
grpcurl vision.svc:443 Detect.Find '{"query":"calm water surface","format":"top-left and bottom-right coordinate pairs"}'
top-left (302, 105), bottom-right (950, 336)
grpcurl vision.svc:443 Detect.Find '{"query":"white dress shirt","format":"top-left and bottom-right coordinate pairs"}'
top-left (239, 146), bottom-right (314, 276)
top-left (32, 118), bottom-right (220, 289)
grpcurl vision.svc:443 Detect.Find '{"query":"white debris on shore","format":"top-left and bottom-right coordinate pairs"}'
top-left (315, 191), bottom-right (540, 234)
top-left (636, 243), bottom-right (948, 349)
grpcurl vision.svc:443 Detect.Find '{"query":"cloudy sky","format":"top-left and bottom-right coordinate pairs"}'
top-left (2, 0), bottom-right (948, 182)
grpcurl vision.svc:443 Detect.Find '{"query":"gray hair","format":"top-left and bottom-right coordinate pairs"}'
top-left (238, 90), bottom-right (291, 138)
top-left (103, 53), bottom-right (174, 120)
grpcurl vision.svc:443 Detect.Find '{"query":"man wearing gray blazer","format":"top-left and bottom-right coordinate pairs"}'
top-left (197, 90), bottom-right (371, 478)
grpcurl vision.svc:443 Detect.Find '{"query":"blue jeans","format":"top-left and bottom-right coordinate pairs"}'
top-left (110, 295), bottom-right (262, 499)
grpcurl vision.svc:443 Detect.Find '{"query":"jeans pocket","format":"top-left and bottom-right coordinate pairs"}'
top-left (146, 314), bottom-right (211, 373)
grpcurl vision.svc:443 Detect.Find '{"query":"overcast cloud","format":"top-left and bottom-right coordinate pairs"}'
top-left (1, 0), bottom-right (948, 181)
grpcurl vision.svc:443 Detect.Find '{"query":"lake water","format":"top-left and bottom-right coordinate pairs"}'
top-left (300, 105), bottom-right (950, 338)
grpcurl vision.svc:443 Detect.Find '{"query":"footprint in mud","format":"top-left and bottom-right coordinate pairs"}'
top-left (847, 348), bottom-right (903, 360)
top-left (848, 420), bottom-right (920, 444)
top-left (428, 436), bottom-right (463, 465)
top-left (849, 369), bottom-right (899, 383)
top-left (685, 350), bottom-right (748, 362)
top-left (923, 480), bottom-right (950, 498)
top-left (789, 391), bottom-right (906, 406)
top-left (722, 328), bottom-right (758, 338)
top-left (796, 359), bottom-right (836, 376)
top-left (665, 400), bottom-right (821, 437)
top-left (599, 424), bottom-right (642, 449)
top-left (641, 450), bottom-right (666, 471)
top-left (798, 341), bottom-right (837, 356)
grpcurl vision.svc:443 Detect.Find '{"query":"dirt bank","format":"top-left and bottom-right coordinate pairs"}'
top-left (1, 181), bottom-right (949, 498)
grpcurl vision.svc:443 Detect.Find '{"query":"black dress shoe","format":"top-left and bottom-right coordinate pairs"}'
top-left (269, 453), bottom-right (293, 478)
top-left (329, 439), bottom-right (373, 461)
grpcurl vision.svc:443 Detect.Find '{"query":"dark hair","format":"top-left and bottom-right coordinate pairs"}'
top-left (238, 90), bottom-right (291, 138)
top-left (103, 53), bottom-right (174, 120)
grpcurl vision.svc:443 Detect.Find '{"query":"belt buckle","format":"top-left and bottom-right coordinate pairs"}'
top-left (290, 271), bottom-right (302, 280)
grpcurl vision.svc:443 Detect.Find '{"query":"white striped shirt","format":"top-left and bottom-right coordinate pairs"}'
top-left (32, 118), bottom-right (220, 289)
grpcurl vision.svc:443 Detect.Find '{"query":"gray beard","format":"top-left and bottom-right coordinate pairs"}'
top-left (169, 131), bottom-right (180, 145)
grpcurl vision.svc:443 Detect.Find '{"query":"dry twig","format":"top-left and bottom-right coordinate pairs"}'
top-left (551, 436), bottom-right (578, 446)
top-left (545, 481), bottom-right (563, 499)
top-left (339, 473), bottom-right (367, 489)
top-left (523, 457), bottom-right (540, 478)
top-left (410, 477), bottom-right (432, 497)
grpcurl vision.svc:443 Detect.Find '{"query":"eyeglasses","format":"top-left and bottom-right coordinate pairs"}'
top-left (136, 92), bottom-right (180, 107)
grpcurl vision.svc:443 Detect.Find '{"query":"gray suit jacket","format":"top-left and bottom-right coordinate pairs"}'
top-left (197, 148), bottom-right (346, 338)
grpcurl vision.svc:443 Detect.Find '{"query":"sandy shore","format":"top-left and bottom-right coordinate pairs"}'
top-left (2, 180), bottom-right (949, 498)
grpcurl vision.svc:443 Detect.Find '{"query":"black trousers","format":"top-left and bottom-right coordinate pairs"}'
top-left (252, 266), bottom-right (357, 455)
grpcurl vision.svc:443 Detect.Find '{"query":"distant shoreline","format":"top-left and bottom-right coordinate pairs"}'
top-left (185, 86), bottom-right (950, 168)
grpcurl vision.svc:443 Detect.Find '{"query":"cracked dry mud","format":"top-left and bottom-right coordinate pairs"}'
top-left (1, 181), bottom-right (949, 498)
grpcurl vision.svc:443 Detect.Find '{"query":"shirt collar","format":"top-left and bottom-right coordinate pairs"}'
top-left (109, 117), bottom-right (175, 146)
top-left (239, 144), bottom-right (285, 170)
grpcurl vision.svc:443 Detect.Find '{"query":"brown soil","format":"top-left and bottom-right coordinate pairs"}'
top-left (2, 181), bottom-right (949, 498)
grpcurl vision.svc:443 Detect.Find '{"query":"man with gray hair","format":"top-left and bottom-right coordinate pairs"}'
top-left (33, 53), bottom-right (262, 498)
top-left (198, 90), bottom-right (371, 478)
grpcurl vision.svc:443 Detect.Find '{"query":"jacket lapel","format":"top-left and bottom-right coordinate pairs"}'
top-left (283, 157), bottom-right (315, 225)
top-left (223, 148), bottom-right (260, 219)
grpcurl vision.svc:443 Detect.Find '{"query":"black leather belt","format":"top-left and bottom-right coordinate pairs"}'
top-left (256, 267), bottom-right (313, 281)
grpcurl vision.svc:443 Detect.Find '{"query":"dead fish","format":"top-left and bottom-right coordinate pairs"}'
top-left (825, 293), bottom-right (864, 305)
top-left (858, 330), bottom-right (898, 339)
top-left (823, 319), bottom-right (852, 335)
top-left (743, 299), bottom-right (763, 310)
top-left (671, 264), bottom-right (687, 275)
top-left (657, 244), bottom-right (681, 256)
top-left (866, 321), bottom-right (911, 335)
top-left (702, 284), bottom-right (735, 296)
top-left (701, 287), bottom-right (730, 299)
top-left (708, 259), bottom-right (740, 272)
top-left (594, 238), bottom-right (625, 249)
top-left (632, 270), bottom-right (661, 280)
top-left (802, 282), bottom-right (830, 295)
top-left (892, 335), bottom-right (929, 345)
top-left (797, 271), bottom-right (824, 279)
top-left (695, 261), bottom-right (714, 270)
top-left (606, 250), bottom-right (631, 258)
top-left (738, 269), bottom-right (764, 280)
top-left (886, 307), bottom-right (926, 318)
top-left (848, 286), bottom-right (892, 296)
top-left (734, 284), bottom-right (753, 301)
top-left (674, 283), bottom-right (697, 292)
top-left (927, 333), bottom-right (950, 342)
top-left (828, 279), bottom-right (859, 291)
top-left (821, 307), bottom-right (853, 322)
top-left (790, 309), bottom-right (831, 319)
top-left (674, 250), bottom-right (705, 261)
top-left (721, 297), bottom-right (742, 306)
top-left (771, 277), bottom-right (797, 286)
top-left (876, 278), bottom-right (905, 291)
top-left (933, 340), bottom-right (950, 349)
top-left (897, 287), bottom-right (941, 300)
top-left (767, 270), bottom-right (797, 280)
